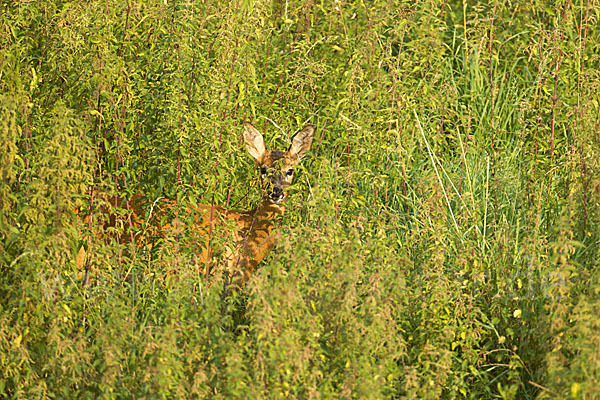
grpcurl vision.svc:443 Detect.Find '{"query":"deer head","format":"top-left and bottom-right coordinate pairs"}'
top-left (243, 122), bottom-right (315, 204)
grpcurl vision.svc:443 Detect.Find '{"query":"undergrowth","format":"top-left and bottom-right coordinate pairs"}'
top-left (1, 0), bottom-right (599, 398)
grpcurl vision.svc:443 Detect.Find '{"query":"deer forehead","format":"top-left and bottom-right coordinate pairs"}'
top-left (259, 150), bottom-right (298, 168)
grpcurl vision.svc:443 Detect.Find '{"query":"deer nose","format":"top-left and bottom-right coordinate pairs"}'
top-left (272, 186), bottom-right (283, 197)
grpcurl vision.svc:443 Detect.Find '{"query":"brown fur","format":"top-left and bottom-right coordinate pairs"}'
top-left (77, 122), bottom-right (315, 286)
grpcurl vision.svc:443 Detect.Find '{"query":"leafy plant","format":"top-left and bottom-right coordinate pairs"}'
top-left (1, 0), bottom-right (599, 398)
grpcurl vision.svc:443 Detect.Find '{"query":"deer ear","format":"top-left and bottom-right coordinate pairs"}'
top-left (243, 122), bottom-right (266, 161)
top-left (288, 125), bottom-right (315, 160)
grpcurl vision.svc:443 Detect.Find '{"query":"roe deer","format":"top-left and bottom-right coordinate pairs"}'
top-left (77, 122), bottom-right (315, 286)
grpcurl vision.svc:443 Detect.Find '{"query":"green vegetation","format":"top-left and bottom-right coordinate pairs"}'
top-left (1, 0), bottom-right (599, 398)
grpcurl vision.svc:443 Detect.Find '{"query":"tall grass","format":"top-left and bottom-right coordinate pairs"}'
top-left (1, 0), bottom-right (599, 398)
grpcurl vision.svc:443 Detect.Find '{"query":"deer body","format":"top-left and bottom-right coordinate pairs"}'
top-left (78, 122), bottom-right (314, 285)
top-left (227, 200), bottom-right (286, 282)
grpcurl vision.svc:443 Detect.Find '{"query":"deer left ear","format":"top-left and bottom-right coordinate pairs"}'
top-left (243, 122), bottom-right (266, 161)
top-left (288, 125), bottom-right (315, 160)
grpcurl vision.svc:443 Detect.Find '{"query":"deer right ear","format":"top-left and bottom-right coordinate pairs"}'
top-left (288, 125), bottom-right (315, 160)
top-left (243, 122), bottom-right (266, 161)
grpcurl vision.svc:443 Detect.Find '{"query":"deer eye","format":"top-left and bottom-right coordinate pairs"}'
top-left (286, 169), bottom-right (294, 176)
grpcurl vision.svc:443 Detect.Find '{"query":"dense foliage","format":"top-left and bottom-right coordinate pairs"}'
top-left (1, 0), bottom-right (599, 398)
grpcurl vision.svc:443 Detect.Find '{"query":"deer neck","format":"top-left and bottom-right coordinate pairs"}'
top-left (251, 198), bottom-right (286, 223)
